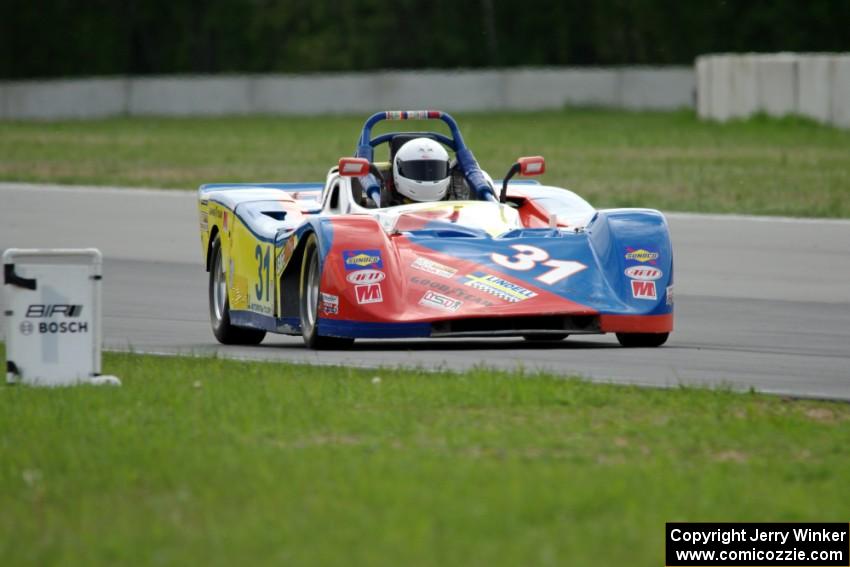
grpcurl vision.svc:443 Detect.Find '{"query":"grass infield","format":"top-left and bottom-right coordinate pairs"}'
top-left (1, 109), bottom-right (849, 217)
top-left (1, 347), bottom-right (848, 566)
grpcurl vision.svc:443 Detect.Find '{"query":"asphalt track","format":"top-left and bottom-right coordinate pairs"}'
top-left (2, 183), bottom-right (849, 400)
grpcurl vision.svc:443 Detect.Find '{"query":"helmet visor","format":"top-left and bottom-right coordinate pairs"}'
top-left (396, 159), bottom-right (449, 182)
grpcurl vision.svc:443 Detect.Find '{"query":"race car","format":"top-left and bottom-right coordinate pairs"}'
top-left (197, 110), bottom-right (673, 349)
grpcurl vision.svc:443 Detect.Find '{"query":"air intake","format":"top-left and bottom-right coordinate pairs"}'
top-left (431, 315), bottom-right (598, 337)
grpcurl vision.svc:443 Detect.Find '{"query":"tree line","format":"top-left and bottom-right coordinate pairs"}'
top-left (3, 0), bottom-right (849, 79)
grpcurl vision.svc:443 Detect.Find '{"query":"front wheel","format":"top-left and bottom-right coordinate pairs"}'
top-left (616, 332), bottom-right (668, 347)
top-left (299, 234), bottom-right (354, 350)
top-left (209, 235), bottom-right (266, 345)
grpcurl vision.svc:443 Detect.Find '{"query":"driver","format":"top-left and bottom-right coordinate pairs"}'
top-left (386, 138), bottom-right (452, 206)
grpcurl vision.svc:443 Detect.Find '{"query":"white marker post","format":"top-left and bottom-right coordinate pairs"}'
top-left (3, 249), bottom-right (119, 387)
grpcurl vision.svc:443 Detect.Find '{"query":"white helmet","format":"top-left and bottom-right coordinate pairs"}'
top-left (392, 138), bottom-right (451, 202)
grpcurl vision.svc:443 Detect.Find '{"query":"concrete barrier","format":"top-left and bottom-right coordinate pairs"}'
top-left (833, 58), bottom-right (850, 128)
top-left (697, 53), bottom-right (850, 128)
top-left (1, 78), bottom-right (128, 119)
top-left (0, 67), bottom-right (693, 120)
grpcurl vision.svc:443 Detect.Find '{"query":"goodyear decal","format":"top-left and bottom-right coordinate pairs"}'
top-left (410, 276), bottom-right (496, 307)
top-left (462, 272), bottom-right (537, 303)
top-left (343, 249), bottom-right (383, 271)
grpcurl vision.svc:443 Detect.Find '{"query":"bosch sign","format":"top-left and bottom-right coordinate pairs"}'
top-left (4, 248), bottom-right (106, 387)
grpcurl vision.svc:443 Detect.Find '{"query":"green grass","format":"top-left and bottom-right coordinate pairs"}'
top-left (2, 347), bottom-right (849, 566)
top-left (1, 109), bottom-right (849, 217)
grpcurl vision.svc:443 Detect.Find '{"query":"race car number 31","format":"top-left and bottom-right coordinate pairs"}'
top-left (491, 245), bottom-right (586, 285)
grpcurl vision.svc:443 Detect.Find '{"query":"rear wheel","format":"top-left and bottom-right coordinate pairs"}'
top-left (616, 332), bottom-right (668, 347)
top-left (209, 235), bottom-right (266, 345)
top-left (299, 234), bottom-right (354, 350)
top-left (522, 334), bottom-right (569, 342)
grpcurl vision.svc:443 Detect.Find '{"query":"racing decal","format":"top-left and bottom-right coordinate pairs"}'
top-left (278, 235), bottom-right (299, 275)
top-left (462, 272), bottom-right (537, 303)
top-left (624, 266), bottom-right (663, 281)
top-left (200, 210), bottom-right (208, 232)
top-left (624, 247), bottom-right (659, 264)
top-left (230, 280), bottom-right (247, 309)
top-left (26, 304), bottom-right (83, 318)
top-left (411, 257), bottom-right (457, 278)
top-left (254, 244), bottom-right (272, 301)
top-left (346, 269), bottom-right (385, 284)
top-left (410, 276), bottom-right (496, 307)
top-left (250, 244), bottom-right (273, 314)
top-left (666, 285), bottom-right (674, 306)
top-left (223, 211), bottom-right (229, 231)
top-left (631, 280), bottom-right (657, 300)
top-left (343, 249), bottom-right (383, 271)
top-left (418, 290), bottom-right (462, 312)
top-left (320, 293), bottom-right (339, 315)
top-left (275, 248), bottom-right (284, 275)
top-left (21, 321), bottom-right (89, 334)
top-left (22, 304), bottom-right (88, 334)
top-left (355, 284), bottom-right (383, 304)
top-left (491, 244), bottom-right (586, 285)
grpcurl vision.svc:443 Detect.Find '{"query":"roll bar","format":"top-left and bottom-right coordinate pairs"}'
top-left (353, 110), bottom-right (496, 206)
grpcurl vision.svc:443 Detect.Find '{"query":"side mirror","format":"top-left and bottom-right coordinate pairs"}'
top-left (500, 156), bottom-right (545, 203)
top-left (518, 156), bottom-right (545, 176)
top-left (338, 157), bottom-right (371, 177)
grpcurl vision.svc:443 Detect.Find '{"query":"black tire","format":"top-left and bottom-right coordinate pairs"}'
top-left (616, 332), bottom-right (669, 347)
top-left (299, 234), bottom-right (355, 350)
top-left (522, 334), bottom-right (569, 342)
top-left (208, 235), bottom-right (266, 345)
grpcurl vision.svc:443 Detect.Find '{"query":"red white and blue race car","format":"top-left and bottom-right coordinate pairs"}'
top-left (197, 110), bottom-right (673, 349)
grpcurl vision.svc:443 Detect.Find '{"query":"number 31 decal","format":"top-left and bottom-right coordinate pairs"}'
top-left (491, 245), bottom-right (586, 285)
top-left (255, 244), bottom-right (271, 301)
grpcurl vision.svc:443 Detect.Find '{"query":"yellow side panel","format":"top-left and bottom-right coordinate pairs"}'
top-left (229, 214), bottom-right (275, 316)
